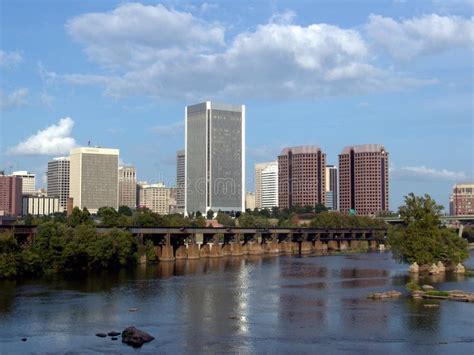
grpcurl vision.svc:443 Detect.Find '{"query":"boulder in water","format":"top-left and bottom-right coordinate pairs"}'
top-left (122, 326), bottom-right (154, 347)
top-left (428, 263), bottom-right (439, 275)
top-left (454, 263), bottom-right (465, 274)
top-left (409, 262), bottom-right (419, 273)
top-left (436, 261), bottom-right (446, 272)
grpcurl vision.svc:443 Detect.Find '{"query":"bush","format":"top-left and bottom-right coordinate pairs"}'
top-left (405, 280), bottom-right (421, 292)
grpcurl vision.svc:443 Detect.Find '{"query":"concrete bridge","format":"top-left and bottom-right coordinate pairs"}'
top-left (0, 225), bottom-right (387, 261)
top-left (97, 226), bottom-right (388, 262)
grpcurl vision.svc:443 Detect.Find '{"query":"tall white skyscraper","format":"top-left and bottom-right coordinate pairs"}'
top-left (261, 162), bottom-right (279, 209)
top-left (325, 165), bottom-right (338, 211)
top-left (118, 166), bottom-right (137, 209)
top-left (12, 171), bottom-right (35, 194)
top-left (47, 157), bottom-right (70, 209)
top-left (255, 161), bottom-right (278, 209)
top-left (185, 101), bottom-right (245, 214)
top-left (69, 147), bottom-right (119, 213)
top-left (176, 149), bottom-right (185, 213)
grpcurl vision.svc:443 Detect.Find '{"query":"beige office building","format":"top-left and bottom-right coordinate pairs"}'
top-left (69, 147), bottom-right (119, 213)
top-left (119, 166), bottom-right (137, 209)
top-left (12, 171), bottom-right (36, 194)
top-left (138, 183), bottom-right (170, 215)
top-left (245, 192), bottom-right (256, 211)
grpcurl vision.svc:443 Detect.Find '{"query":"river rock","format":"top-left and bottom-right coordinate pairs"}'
top-left (409, 262), bottom-right (419, 273)
top-left (108, 331), bottom-right (120, 337)
top-left (436, 261), bottom-right (446, 272)
top-left (428, 263), bottom-right (439, 275)
top-left (454, 263), bottom-right (465, 274)
top-left (412, 291), bottom-right (424, 299)
top-left (95, 333), bottom-right (107, 338)
top-left (122, 326), bottom-right (154, 347)
top-left (422, 285), bottom-right (434, 291)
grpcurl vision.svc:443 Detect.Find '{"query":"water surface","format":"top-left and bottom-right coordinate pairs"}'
top-left (1, 252), bottom-right (473, 354)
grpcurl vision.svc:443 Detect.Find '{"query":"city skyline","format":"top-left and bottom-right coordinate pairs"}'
top-left (1, 1), bottom-right (473, 212)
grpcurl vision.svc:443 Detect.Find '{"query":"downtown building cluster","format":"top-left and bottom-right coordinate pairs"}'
top-left (253, 143), bottom-right (389, 216)
top-left (1, 101), bottom-right (472, 219)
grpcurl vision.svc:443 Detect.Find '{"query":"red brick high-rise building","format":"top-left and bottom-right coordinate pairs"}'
top-left (339, 144), bottom-right (389, 216)
top-left (450, 183), bottom-right (474, 215)
top-left (278, 146), bottom-right (326, 209)
top-left (0, 175), bottom-right (23, 216)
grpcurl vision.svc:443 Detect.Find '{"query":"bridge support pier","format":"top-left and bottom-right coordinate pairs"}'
top-left (340, 240), bottom-right (349, 251)
top-left (327, 240), bottom-right (338, 251)
top-left (159, 234), bottom-right (175, 262)
top-left (187, 242), bottom-right (200, 259)
top-left (314, 240), bottom-right (324, 251)
top-left (231, 241), bottom-right (243, 256)
top-left (175, 245), bottom-right (187, 260)
top-left (300, 241), bottom-right (313, 254)
top-left (359, 240), bottom-right (369, 250)
top-left (350, 240), bottom-right (359, 250)
top-left (370, 240), bottom-right (378, 250)
top-left (209, 243), bottom-right (223, 257)
top-left (268, 235), bottom-right (280, 254)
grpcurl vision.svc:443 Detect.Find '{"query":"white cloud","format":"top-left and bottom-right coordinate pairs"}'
top-left (152, 121), bottom-right (184, 136)
top-left (0, 88), bottom-right (29, 110)
top-left (49, 6), bottom-right (462, 99)
top-left (367, 14), bottom-right (474, 60)
top-left (0, 50), bottom-right (23, 68)
top-left (8, 117), bottom-right (77, 156)
top-left (66, 3), bottom-right (225, 70)
top-left (392, 165), bottom-right (467, 181)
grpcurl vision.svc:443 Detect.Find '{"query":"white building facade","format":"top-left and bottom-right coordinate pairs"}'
top-left (12, 171), bottom-right (35, 194)
top-left (22, 195), bottom-right (62, 216)
top-left (47, 157), bottom-right (70, 210)
top-left (255, 161), bottom-right (278, 209)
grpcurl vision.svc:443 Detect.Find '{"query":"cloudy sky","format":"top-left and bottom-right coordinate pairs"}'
top-left (1, 0), bottom-right (473, 210)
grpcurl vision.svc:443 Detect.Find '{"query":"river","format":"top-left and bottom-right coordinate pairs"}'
top-left (1, 251), bottom-right (473, 354)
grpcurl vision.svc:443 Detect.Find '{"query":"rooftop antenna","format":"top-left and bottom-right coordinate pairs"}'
top-left (88, 140), bottom-right (91, 147)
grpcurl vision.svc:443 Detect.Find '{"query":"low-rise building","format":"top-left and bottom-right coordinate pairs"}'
top-left (22, 195), bottom-right (63, 216)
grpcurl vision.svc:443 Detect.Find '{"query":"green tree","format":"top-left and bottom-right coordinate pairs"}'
top-left (97, 207), bottom-right (119, 226)
top-left (314, 203), bottom-right (328, 214)
top-left (68, 207), bottom-right (93, 227)
top-left (145, 239), bottom-right (157, 263)
top-left (0, 231), bottom-right (21, 278)
top-left (388, 193), bottom-right (468, 266)
top-left (216, 211), bottom-right (235, 227)
top-left (34, 221), bottom-right (69, 272)
top-left (118, 205), bottom-right (133, 216)
top-left (206, 209), bottom-right (215, 220)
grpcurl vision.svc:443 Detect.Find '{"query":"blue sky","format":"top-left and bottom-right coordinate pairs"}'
top-left (1, 0), bottom-right (473, 211)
